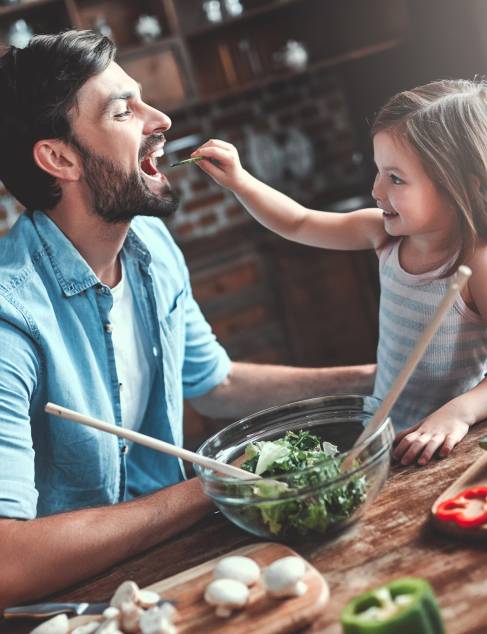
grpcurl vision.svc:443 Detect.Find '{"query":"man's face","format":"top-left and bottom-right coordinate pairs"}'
top-left (69, 61), bottom-right (178, 223)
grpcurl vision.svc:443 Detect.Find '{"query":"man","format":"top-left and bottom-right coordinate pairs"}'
top-left (0, 30), bottom-right (374, 606)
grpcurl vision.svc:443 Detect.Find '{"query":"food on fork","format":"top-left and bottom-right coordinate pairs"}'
top-left (169, 156), bottom-right (204, 167)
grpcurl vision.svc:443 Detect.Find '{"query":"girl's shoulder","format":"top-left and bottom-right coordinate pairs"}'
top-left (467, 243), bottom-right (487, 275)
top-left (464, 244), bottom-right (487, 320)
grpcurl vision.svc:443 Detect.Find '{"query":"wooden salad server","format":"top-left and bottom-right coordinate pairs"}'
top-left (341, 265), bottom-right (472, 472)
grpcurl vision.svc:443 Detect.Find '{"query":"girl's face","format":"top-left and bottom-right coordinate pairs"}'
top-left (371, 130), bottom-right (458, 242)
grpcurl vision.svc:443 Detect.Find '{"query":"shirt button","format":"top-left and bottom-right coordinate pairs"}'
top-left (152, 346), bottom-right (158, 357)
top-left (121, 445), bottom-right (128, 454)
top-left (105, 323), bottom-right (114, 333)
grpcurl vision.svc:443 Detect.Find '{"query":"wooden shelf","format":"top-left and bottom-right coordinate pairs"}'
top-left (182, 0), bottom-right (306, 38)
top-left (116, 35), bottom-right (180, 60)
top-left (198, 37), bottom-right (403, 105)
top-left (0, 0), bottom-right (61, 18)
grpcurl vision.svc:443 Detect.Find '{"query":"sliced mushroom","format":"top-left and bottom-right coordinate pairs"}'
top-left (110, 580), bottom-right (140, 608)
top-left (262, 556), bottom-right (307, 598)
top-left (119, 601), bottom-right (143, 633)
top-left (94, 618), bottom-right (123, 634)
top-left (102, 607), bottom-right (120, 620)
top-left (71, 622), bottom-right (100, 634)
top-left (213, 556), bottom-right (260, 586)
top-left (204, 578), bottom-right (249, 618)
top-left (139, 605), bottom-right (177, 634)
top-left (30, 614), bottom-right (69, 634)
top-left (138, 589), bottom-right (161, 608)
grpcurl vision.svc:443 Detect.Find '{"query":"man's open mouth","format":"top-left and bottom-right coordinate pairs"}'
top-left (383, 209), bottom-right (399, 218)
top-left (140, 146), bottom-right (165, 178)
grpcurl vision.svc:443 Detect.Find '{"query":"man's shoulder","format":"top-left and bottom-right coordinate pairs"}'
top-left (0, 213), bottom-right (41, 293)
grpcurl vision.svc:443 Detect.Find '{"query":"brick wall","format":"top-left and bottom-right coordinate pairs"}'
top-left (165, 70), bottom-right (365, 241)
top-left (0, 69), bottom-right (365, 240)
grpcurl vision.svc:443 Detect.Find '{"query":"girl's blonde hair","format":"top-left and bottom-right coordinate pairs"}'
top-left (372, 79), bottom-right (487, 268)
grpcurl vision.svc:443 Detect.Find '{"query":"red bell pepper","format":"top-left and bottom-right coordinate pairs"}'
top-left (435, 486), bottom-right (487, 528)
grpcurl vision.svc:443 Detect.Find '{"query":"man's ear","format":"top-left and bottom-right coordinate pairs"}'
top-left (33, 139), bottom-right (81, 182)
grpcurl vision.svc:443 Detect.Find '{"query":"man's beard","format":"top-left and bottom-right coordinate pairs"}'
top-left (70, 134), bottom-right (179, 224)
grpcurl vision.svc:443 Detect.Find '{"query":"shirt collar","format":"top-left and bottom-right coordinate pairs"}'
top-left (32, 210), bottom-right (152, 297)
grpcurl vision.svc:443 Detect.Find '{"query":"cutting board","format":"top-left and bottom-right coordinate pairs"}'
top-left (69, 542), bottom-right (329, 633)
top-left (431, 450), bottom-right (487, 540)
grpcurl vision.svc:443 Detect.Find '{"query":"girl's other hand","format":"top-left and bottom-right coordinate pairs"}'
top-left (192, 139), bottom-right (248, 192)
top-left (393, 414), bottom-right (469, 466)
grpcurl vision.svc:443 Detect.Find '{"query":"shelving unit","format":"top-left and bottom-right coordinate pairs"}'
top-left (0, 0), bottom-right (409, 111)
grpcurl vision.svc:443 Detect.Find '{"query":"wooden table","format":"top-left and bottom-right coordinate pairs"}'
top-left (3, 422), bottom-right (487, 634)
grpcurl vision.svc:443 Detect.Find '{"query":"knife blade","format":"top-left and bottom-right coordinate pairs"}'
top-left (4, 598), bottom-right (172, 619)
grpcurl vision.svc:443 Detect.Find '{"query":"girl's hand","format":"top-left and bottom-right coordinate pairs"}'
top-left (192, 139), bottom-right (248, 192)
top-left (393, 414), bottom-right (469, 466)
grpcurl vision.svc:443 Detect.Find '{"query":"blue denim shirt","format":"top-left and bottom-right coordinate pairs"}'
top-left (0, 211), bottom-right (231, 519)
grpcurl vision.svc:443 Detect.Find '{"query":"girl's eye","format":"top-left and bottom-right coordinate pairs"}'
top-left (390, 173), bottom-right (404, 185)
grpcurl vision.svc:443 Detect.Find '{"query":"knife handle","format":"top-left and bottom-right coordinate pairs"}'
top-left (4, 602), bottom-right (85, 618)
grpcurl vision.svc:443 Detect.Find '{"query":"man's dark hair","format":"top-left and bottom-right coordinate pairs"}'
top-left (0, 30), bottom-right (115, 210)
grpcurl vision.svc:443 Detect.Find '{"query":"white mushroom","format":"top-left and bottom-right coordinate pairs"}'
top-left (204, 578), bottom-right (249, 618)
top-left (71, 623), bottom-right (100, 634)
top-left (110, 580), bottom-right (140, 608)
top-left (94, 618), bottom-right (122, 634)
top-left (213, 556), bottom-right (260, 586)
top-left (262, 556), bottom-right (307, 598)
top-left (138, 589), bottom-right (161, 608)
top-left (119, 601), bottom-right (143, 633)
top-left (139, 605), bottom-right (177, 634)
top-left (102, 607), bottom-right (120, 620)
top-left (30, 614), bottom-right (69, 634)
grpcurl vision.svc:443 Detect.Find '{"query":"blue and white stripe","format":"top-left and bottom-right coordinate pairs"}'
top-left (373, 240), bottom-right (487, 430)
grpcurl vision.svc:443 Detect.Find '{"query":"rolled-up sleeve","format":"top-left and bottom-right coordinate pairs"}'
top-left (0, 319), bottom-right (40, 519)
top-left (181, 282), bottom-right (231, 400)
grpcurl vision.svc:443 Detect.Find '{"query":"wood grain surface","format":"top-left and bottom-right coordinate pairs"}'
top-left (68, 543), bottom-right (329, 633)
top-left (3, 420), bottom-right (487, 634)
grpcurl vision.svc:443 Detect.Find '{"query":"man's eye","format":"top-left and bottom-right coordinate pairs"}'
top-left (390, 174), bottom-right (404, 185)
top-left (114, 110), bottom-right (132, 119)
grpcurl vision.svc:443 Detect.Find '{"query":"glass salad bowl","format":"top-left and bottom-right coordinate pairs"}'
top-left (195, 395), bottom-right (394, 541)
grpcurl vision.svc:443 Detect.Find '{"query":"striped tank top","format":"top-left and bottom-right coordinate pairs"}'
top-left (373, 240), bottom-right (487, 431)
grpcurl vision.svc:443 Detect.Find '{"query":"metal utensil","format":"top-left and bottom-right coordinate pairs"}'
top-left (4, 598), bottom-right (172, 619)
top-left (4, 602), bottom-right (110, 619)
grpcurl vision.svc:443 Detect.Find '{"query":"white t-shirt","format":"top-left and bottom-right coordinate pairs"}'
top-left (110, 257), bottom-right (155, 433)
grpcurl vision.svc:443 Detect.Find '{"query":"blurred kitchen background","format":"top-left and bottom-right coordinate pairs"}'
top-left (1, 0), bottom-right (486, 447)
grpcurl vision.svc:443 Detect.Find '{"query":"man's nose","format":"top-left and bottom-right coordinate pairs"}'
top-left (144, 105), bottom-right (171, 134)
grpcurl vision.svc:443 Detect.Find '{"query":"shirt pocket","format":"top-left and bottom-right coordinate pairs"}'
top-left (159, 288), bottom-right (185, 372)
top-left (161, 288), bottom-right (185, 334)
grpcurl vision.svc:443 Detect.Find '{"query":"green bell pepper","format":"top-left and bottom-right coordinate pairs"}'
top-left (341, 577), bottom-right (445, 634)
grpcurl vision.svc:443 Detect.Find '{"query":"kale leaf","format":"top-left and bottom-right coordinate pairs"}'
top-left (233, 430), bottom-right (367, 539)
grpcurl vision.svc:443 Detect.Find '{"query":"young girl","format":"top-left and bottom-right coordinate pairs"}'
top-left (193, 79), bottom-right (487, 466)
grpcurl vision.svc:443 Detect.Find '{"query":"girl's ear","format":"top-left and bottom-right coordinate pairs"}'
top-left (33, 139), bottom-right (82, 182)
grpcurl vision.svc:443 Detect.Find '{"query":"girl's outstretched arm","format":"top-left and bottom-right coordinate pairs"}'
top-left (193, 139), bottom-right (386, 251)
top-left (394, 248), bottom-right (487, 466)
